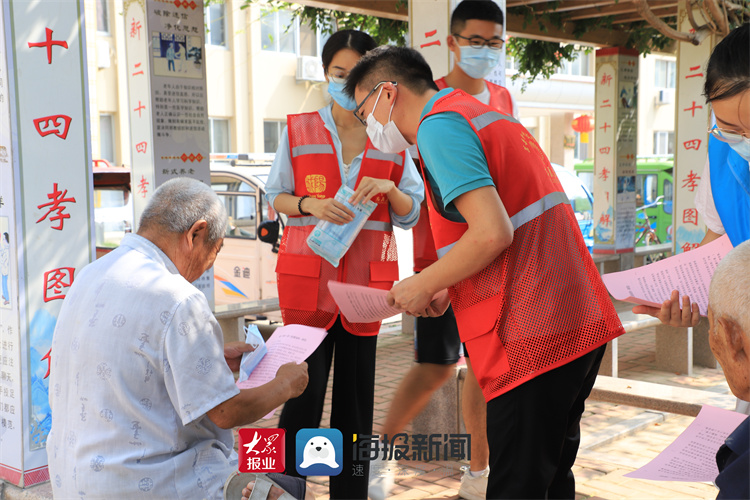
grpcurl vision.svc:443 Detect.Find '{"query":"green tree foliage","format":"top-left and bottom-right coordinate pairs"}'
top-left (506, 38), bottom-right (584, 91)
top-left (242, 0), bottom-right (409, 46)
top-left (506, 3), bottom-right (676, 90)
top-left (506, 0), bottom-right (748, 90)
top-left (240, 0), bottom-right (745, 91)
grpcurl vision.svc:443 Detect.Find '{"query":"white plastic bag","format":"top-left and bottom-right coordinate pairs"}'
top-left (306, 185), bottom-right (377, 267)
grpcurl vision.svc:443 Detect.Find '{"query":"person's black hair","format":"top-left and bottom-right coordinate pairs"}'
top-left (450, 0), bottom-right (504, 35)
top-left (345, 46), bottom-right (439, 98)
top-left (704, 23), bottom-right (750, 103)
top-left (2, 233), bottom-right (8, 243)
top-left (321, 30), bottom-right (377, 72)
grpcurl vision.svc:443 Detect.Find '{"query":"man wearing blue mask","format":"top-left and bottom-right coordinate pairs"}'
top-left (437, 0), bottom-right (518, 118)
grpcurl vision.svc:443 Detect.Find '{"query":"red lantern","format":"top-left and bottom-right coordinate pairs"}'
top-left (572, 115), bottom-right (594, 143)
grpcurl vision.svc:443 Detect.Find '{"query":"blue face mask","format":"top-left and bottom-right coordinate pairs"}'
top-left (729, 141), bottom-right (750, 162)
top-left (457, 45), bottom-right (501, 80)
top-left (327, 80), bottom-right (357, 111)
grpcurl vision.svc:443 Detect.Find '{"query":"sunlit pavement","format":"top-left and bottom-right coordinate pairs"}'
top-left (242, 299), bottom-right (732, 500)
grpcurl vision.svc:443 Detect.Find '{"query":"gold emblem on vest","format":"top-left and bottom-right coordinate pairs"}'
top-left (372, 193), bottom-right (388, 204)
top-left (305, 174), bottom-right (327, 194)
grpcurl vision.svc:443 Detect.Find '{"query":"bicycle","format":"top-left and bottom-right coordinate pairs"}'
top-left (635, 196), bottom-right (668, 264)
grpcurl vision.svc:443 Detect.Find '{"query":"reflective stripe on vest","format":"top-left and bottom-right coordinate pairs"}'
top-left (286, 216), bottom-right (393, 232)
top-left (422, 90), bottom-right (623, 401)
top-left (291, 144), bottom-right (334, 157)
top-left (435, 191), bottom-right (569, 259)
top-left (471, 111), bottom-right (516, 131)
top-left (510, 191), bottom-right (568, 231)
top-left (365, 148), bottom-right (405, 166)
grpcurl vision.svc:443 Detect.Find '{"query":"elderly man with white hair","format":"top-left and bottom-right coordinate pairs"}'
top-left (48, 177), bottom-right (309, 499)
top-left (708, 240), bottom-right (750, 499)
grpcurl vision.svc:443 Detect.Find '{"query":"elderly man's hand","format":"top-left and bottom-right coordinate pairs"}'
top-left (276, 362), bottom-right (309, 399)
top-left (224, 341), bottom-right (256, 372)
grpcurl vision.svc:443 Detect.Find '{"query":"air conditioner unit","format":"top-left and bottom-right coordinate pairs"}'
top-left (97, 39), bottom-right (111, 69)
top-left (656, 88), bottom-right (674, 105)
top-left (296, 56), bottom-right (325, 82)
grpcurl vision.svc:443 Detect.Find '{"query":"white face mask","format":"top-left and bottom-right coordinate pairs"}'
top-left (365, 87), bottom-right (411, 154)
top-left (729, 140), bottom-right (750, 162)
top-left (457, 45), bottom-right (501, 80)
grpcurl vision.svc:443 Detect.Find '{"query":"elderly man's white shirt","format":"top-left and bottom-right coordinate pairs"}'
top-left (48, 234), bottom-right (240, 499)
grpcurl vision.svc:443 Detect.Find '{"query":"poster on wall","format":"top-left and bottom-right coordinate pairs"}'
top-left (152, 32), bottom-right (203, 78)
top-left (126, 0), bottom-right (214, 303)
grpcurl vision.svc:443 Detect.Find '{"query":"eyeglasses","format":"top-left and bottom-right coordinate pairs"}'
top-left (327, 71), bottom-right (348, 85)
top-left (708, 125), bottom-right (750, 145)
top-left (452, 33), bottom-right (504, 50)
top-left (352, 81), bottom-right (397, 126)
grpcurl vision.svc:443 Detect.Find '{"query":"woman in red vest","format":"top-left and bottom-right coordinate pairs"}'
top-left (265, 30), bottom-right (424, 499)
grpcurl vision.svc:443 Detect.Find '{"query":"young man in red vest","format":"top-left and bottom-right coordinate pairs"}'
top-left (436, 0), bottom-right (517, 116)
top-left (370, 3), bottom-right (517, 500)
top-left (346, 46), bottom-right (624, 499)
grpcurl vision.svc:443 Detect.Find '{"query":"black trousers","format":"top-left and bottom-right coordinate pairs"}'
top-left (278, 317), bottom-right (377, 499)
top-left (485, 345), bottom-right (606, 499)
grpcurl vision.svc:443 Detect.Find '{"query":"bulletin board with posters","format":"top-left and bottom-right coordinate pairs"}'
top-left (125, 0), bottom-right (214, 302)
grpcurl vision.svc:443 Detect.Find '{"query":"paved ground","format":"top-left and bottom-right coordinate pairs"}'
top-left (3, 302), bottom-right (734, 500)
top-left (246, 300), bottom-right (736, 500)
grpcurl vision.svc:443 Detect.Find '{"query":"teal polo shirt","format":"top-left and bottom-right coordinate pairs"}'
top-left (417, 88), bottom-right (495, 221)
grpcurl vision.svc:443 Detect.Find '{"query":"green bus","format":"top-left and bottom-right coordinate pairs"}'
top-left (574, 157), bottom-right (674, 246)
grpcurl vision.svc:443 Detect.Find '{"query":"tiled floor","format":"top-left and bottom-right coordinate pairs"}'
top-left (242, 301), bottom-right (735, 500)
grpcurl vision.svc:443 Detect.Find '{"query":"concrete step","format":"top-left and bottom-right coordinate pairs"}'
top-left (591, 375), bottom-right (737, 416)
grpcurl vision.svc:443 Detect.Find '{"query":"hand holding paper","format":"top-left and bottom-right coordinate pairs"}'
top-left (632, 289), bottom-right (701, 328)
top-left (237, 324), bottom-right (328, 418)
top-left (387, 273), bottom-right (439, 316)
top-left (602, 235), bottom-right (733, 316)
top-left (328, 281), bottom-right (403, 323)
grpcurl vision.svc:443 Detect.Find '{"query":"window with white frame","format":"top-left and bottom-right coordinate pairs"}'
top-left (261, 8), bottom-right (331, 56)
top-left (264, 120), bottom-right (286, 153)
top-left (205, 2), bottom-right (227, 47)
top-left (99, 114), bottom-right (115, 163)
top-left (96, 0), bottom-right (109, 34)
top-left (557, 50), bottom-right (592, 77)
top-left (653, 131), bottom-right (675, 155)
top-left (654, 59), bottom-right (676, 88)
top-left (210, 118), bottom-right (230, 153)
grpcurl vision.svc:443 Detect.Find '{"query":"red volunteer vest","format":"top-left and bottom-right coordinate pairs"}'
top-left (413, 78), bottom-right (514, 272)
top-left (275, 111), bottom-right (405, 336)
top-left (436, 77), bottom-right (514, 118)
top-left (419, 91), bottom-right (624, 401)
